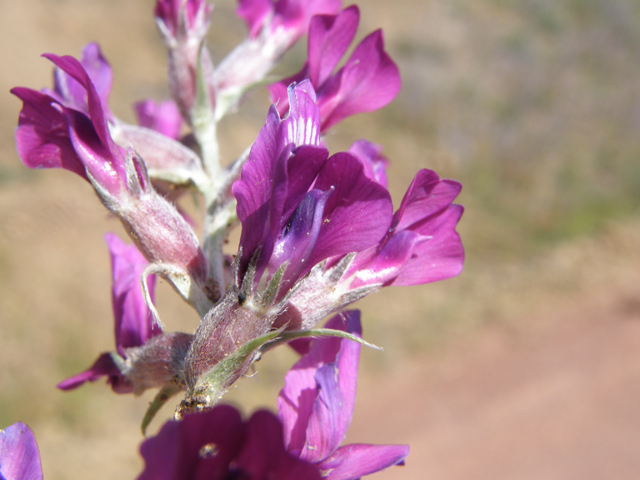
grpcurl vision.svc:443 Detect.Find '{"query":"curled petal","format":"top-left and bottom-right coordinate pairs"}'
top-left (0, 422), bottom-right (43, 480)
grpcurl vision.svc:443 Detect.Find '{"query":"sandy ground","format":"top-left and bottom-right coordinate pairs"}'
top-left (349, 287), bottom-right (640, 479)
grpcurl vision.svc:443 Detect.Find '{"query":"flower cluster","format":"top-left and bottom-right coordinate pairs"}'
top-left (6, 0), bottom-right (464, 478)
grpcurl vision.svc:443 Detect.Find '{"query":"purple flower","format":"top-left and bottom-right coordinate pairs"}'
top-left (155, 0), bottom-right (215, 122)
top-left (269, 6), bottom-right (401, 131)
top-left (12, 52), bottom-right (210, 297)
top-left (0, 422), bottom-right (43, 480)
top-left (278, 311), bottom-right (409, 479)
top-left (348, 139), bottom-right (389, 189)
top-left (232, 81), bottom-right (393, 294)
top-left (138, 405), bottom-right (322, 480)
top-left (346, 169), bottom-right (464, 288)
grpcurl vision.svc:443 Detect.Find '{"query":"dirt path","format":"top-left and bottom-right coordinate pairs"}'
top-left (349, 289), bottom-right (640, 479)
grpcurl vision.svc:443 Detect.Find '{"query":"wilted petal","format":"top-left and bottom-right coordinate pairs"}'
top-left (308, 6), bottom-right (359, 87)
top-left (56, 352), bottom-right (131, 393)
top-left (319, 30), bottom-right (401, 131)
top-left (134, 99), bottom-right (182, 140)
top-left (105, 233), bottom-right (160, 353)
top-left (318, 443), bottom-right (409, 480)
top-left (0, 422), bottom-right (43, 480)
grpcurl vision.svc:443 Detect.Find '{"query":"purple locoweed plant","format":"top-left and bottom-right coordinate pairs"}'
top-left (9, 0), bottom-right (464, 477)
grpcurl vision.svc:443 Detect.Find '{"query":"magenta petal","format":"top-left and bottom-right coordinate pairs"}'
top-left (43, 54), bottom-right (113, 150)
top-left (395, 170), bottom-right (462, 231)
top-left (308, 153), bottom-right (393, 267)
top-left (0, 422), bottom-right (43, 480)
top-left (308, 6), bottom-right (359, 87)
top-left (392, 204), bottom-right (464, 286)
top-left (268, 66), bottom-right (309, 118)
top-left (105, 233), bottom-right (160, 353)
top-left (349, 230), bottom-right (424, 288)
top-left (301, 312), bottom-right (362, 462)
top-left (272, 0), bottom-right (342, 39)
top-left (318, 443), bottom-right (409, 480)
top-left (134, 100), bottom-right (182, 140)
top-left (237, 0), bottom-right (273, 38)
top-left (319, 30), bottom-right (401, 131)
top-left (11, 87), bottom-right (86, 178)
top-left (53, 43), bottom-right (112, 116)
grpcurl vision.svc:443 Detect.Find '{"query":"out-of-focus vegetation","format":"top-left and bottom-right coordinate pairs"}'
top-left (1, 0), bottom-right (640, 478)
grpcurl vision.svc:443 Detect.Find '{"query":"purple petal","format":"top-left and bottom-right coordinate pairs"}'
top-left (235, 410), bottom-right (322, 480)
top-left (278, 312), bottom-right (361, 459)
top-left (300, 312), bottom-right (361, 462)
top-left (269, 188), bottom-right (332, 287)
top-left (43, 54), bottom-right (113, 150)
top-left (306, 153), bottom-right (393, 268)
top-left (52, 43), bottom-right (112, 116)
top-left (0, 422), bottom-right (43, 480)
top-left (134, 100), bottom-right (182, 140)
top-left (233, 106), bottom-right (282, 275)
top-left (268, 66), bottom-right (309, 118)
top-left (319, 30), bottom-right (401, 131)
top-left (138, 405), bottom-right (245, 480)
top-left (272, 0), bottom-right (342, 40)
top-left (348, 229), bottom-right (424, 288)
top-left (395, 169), bottom-right (462, 232)
top-left (237, 0), bottom-right (273, 38)
top-left (318, 443), bottom-right (409, 480)
top-left (105, 233), bottom-right (160, 353)
top-left (391, 204), bottom-right (464, 286)
top-left (348, 139), bottom-right (389, 188)
top-left (277, 80), bottom-right (321, 153)
top-left (11, 87), bottom-right (86, 178)
top-left (56, 352), bottom-right (131, 393)
top-left (308, 6), bottom-right (359, 87)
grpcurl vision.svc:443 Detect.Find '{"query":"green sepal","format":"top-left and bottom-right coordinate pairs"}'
top-left (261, 328), bottom-right (383, 354)
top-left (141, 384), bottom-right (182, 436)
top-left (262, 263), bottom-right (287, 306)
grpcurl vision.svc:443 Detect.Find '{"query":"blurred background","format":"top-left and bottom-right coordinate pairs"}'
top-left (2, 0), bottom-right (640, 478)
